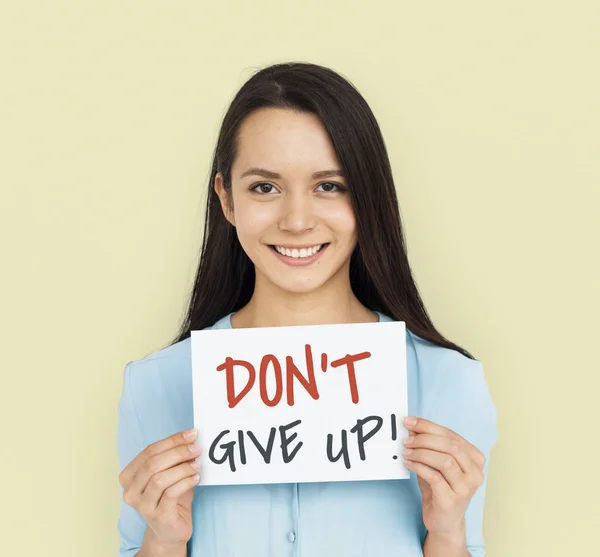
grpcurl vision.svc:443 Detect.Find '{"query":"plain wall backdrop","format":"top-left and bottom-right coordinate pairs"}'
top-left (1, 1), bottom-right (598, 556)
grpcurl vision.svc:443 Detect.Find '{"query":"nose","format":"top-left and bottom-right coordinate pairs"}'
top-left (278, 191), bottom-right (317, 234)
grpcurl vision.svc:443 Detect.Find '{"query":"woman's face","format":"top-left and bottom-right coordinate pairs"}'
top-left (215, 107), bottom-right (357, 295)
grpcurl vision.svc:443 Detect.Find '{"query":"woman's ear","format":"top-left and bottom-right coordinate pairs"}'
top-left (214, 172), bottom-right (235, 226)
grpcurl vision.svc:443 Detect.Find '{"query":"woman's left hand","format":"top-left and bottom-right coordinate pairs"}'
top-left (402, 416), bottom-right (486, 539)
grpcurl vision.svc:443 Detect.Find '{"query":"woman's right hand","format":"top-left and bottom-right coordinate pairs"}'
top-left (119, 428), bottom-right (202, 548)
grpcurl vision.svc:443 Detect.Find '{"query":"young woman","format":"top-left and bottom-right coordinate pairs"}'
top-left (117, 62), bottom-right (497, 557)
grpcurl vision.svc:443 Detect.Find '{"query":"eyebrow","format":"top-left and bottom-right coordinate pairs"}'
top-left (239, 167), bottom-right (345, 180)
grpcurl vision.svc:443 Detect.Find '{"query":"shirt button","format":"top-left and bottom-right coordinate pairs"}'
top-left (287, 531), bottom-right (296, 543)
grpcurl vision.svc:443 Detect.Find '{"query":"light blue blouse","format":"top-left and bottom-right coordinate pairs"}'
top-left (117, 312), bottom-right (498, 557)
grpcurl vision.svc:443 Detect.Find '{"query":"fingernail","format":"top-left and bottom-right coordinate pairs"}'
top-left (189, 444), bottom-right (201, 454)
top-left (402, 449), bottom-right (413, 456)
top-left (184, 428), bottom-right (197, 439)
top-left (404, 417), bottom-right (417, 426)
top-left (403, 436), bottom-right (414, 445)
top-left (190, 460), bottom-right (201, 470)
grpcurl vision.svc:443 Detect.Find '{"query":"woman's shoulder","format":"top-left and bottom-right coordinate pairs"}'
top-left (380, 313), bottom-right (496, 441)
top-left (125, 336), bottom-right (191, 379)
top-left (404, 326), bottom-right (498, 452)
top-left (122, 315), bottom-right (230, 413)
top-left (122, 318), bottom-right (222, 410)
top-left (407, 327), bottom-right (484, 382)
top-left (380, 312), bottom-right (485, 380)
top-left (125, 314), bottom-right (229, 379)
top-left (120, 335), bottom-right (199, 446)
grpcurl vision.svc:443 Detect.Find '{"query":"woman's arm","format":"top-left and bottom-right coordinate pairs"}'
top-left (136, 528), bottom-right (188, 557)
top-left (406, 355), bottom-right (498, 557)
top-left (423, 522), bottom-right (469, 557)
top-left (117, 362), bottom-right (149, 556)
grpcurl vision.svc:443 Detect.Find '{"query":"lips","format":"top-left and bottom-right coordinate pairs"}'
top-left (272, 244), bottom-right (325, 259)
top-left (269, 243), bottom-right (330, 266)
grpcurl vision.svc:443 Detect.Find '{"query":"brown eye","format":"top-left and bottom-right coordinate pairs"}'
top-left (316, 182), bottom-right (345, 193)
top-left (250, 183), bottom-right (277, 194)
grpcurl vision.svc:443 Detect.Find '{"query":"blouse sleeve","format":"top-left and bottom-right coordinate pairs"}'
top-left (422, 354), bottom-right (498, 557)
top-left (116, 362), bottom-right (148, 556)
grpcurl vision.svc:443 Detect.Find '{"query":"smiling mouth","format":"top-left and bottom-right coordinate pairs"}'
top-left (269, 243), bottom-right (329, 259)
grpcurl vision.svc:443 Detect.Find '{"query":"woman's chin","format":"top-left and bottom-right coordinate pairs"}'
top-left (264, 273), bottom-right (331, 296)
top-left (253, 257), bottom-right (350, 296)
top-left (273, 279), bottom-right (326, 295)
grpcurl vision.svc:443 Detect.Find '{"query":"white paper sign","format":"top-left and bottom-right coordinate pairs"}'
top-left (191, 320), bottom-right (409, 486)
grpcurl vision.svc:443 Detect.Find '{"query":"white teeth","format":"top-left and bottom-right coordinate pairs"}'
top-left (274, 244), bottom-right (323, 258)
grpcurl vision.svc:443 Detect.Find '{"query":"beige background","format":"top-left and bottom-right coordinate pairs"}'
top-left (1, 1), bottom-right (598, 556)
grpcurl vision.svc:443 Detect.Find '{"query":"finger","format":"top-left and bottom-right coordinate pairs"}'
top-left (404, 448), bottom-right (464, 493)
top-left (156, 472), bottom-right (200, 516)
top-left (404, 418), bottom-right (486, 467)
top-left (404, 433), bottom-right (478, 474)
top-left (120, 429), bottom-right (198, 488)
top-left (403, 417), bottom-right (462, 441)
top-left (129, 442), bottom-right (202, 507)
top-left (404, 459), bottom-right (454, 499)
top-left (140, 458), bottom-right (201, 515)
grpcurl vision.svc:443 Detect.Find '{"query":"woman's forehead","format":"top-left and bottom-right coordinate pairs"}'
top-left (234, 109), bottom-right (341, 178)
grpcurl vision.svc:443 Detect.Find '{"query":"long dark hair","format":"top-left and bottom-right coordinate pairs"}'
top-left (169, 61), bottom-right (475, 360)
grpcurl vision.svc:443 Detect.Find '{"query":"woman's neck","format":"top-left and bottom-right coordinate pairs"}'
top-left (231, 273), bottom-right (378, 329)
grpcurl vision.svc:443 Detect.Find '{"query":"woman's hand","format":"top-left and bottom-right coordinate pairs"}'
top-left (402, 416), bottom-right (485, 539)
top-left (119, 428), bottom-right (202, 549)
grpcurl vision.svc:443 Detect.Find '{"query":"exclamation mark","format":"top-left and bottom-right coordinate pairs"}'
top-left (391, 413), bottom-right (398, 460)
